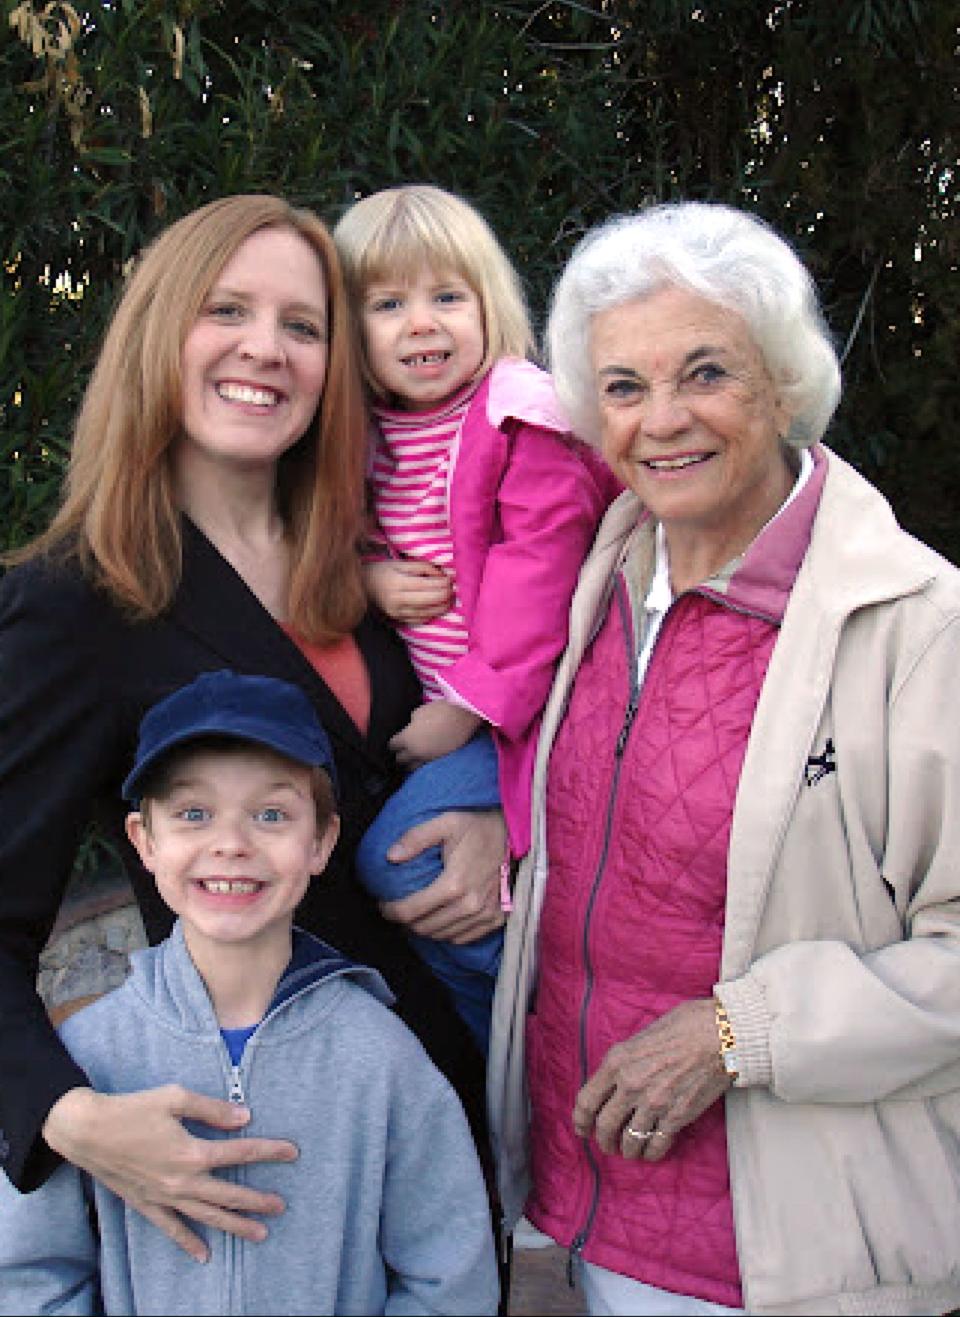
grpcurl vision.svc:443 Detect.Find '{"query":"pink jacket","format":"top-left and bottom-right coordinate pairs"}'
top-left (437, 358), bottom-right (619, 857)
top-left (492, 450), bottom-right (960, 1315)
top-left (520, 458), bottom-right (827, 1305)
top-left (526, 575), bottom-right (778, 1306)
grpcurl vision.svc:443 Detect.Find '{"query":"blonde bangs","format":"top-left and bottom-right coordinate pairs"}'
top-left (334, 185), bottom-right (535, 381)
top-left (361, 209), bottom-right (464, 290)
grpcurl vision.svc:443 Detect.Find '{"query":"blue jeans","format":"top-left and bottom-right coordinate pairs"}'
top-left (356, 731), bottom-right (503, 1054)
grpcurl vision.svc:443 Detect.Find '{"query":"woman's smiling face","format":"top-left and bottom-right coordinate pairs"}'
top-left (591, 284), bottom-right (793, 549)
top-left (178, 225), bottom-right (329, 474)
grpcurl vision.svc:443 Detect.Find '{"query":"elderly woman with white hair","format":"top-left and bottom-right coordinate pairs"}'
top-left (488, 202), bottom-right (960, 1316)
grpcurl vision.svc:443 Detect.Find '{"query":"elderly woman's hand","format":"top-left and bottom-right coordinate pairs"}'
top-left (573, 999), bottom-right (732, 1163)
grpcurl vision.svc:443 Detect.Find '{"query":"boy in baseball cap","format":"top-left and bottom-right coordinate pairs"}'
top-left (0, 671), bottom-right (498, 1315)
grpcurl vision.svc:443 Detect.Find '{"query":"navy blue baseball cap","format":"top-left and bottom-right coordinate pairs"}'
top-left (122, 670), bottom-right (338, 803)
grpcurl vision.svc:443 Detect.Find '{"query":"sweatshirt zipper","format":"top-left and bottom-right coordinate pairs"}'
top-left (215, 964), bottom-right (360, 1310)
top-left (568, 575), bottom-right (639, 1284)
top-left (222, 1058), bottom-right (247, 1313)
top-left (228, 1065), bottom-right (245, 1105)
top-left (220, 965), bottom-right (351, 1111)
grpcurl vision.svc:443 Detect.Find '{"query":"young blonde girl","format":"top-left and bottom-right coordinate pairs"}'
top-left (334, 185), bottom-right (619, 1051)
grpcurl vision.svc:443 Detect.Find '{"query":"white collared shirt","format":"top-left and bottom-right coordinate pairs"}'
top-left (635, 447), bottom-right (814, 684)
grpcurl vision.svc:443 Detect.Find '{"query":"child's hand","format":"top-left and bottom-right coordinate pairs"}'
top-left (363, 559), bottom-right (452, 625)
top-left (389, 701), bottom-right (482, 768)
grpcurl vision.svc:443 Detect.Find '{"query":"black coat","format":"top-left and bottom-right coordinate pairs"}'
top-left (0, 521), bottom-right (484, 1189)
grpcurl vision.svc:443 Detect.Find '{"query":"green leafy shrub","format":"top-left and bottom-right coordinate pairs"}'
top-left (2, 0), bottom-right (956, 560)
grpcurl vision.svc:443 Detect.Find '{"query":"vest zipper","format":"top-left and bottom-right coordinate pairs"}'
top-left (567, 1230), bottom-right (586, 1287)
top-left (568, 576), bottom-right (639, 1285)
top-left (615, 690), bottom-right (640, 756)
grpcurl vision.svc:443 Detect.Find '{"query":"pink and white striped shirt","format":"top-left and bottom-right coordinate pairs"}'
top-left (369, 381), bottom-right (482, 699)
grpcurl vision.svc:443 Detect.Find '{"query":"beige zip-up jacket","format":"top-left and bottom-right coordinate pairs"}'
top-left (489, 449), bottom-right (960, 1316)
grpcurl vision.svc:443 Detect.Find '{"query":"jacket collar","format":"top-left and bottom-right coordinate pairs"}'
top-left (721, 449), bottom-right (940, 975)
top-left (589, 445), bottom-right (936, 628)
top-left (803, 447), bottom-right (939, 610)
top-left (170, 518), bottom-right (391, 771)
top-left (127, 920), bottom-right (394, 1037)
top-left (485, 357), bottom-right (571, 435)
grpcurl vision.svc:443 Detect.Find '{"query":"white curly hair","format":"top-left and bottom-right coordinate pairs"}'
top-left (546, 201), bottom-right (842, 450)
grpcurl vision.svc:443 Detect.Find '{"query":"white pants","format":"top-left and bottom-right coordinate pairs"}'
top-left (578, 1258), bottom-right (744, 1316)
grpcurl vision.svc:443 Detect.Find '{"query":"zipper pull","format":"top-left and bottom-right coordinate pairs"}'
top-left (567, 1233), bottom-right (586, 1289)
top-left (228, 1065), bottom-right (245, 1105)
top-left (499, 1218), bottom-right (512, 1269)
top-left (615, 694), bottom-right (639, 757)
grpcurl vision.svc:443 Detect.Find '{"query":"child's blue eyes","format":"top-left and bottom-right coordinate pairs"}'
top-left (207, 303), bottom-right (242, 320)
top-left (178, 806), bottom-right (210, 822)
top-left (255, 807), bottom-right (287, 824)
top-left (173, 806), bottom-right (288, 824)
top-left (367, 291), bottom-right (468, 313)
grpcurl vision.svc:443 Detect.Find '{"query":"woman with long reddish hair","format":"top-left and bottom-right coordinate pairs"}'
top-left (0, 194), bottom-right (504, 1262)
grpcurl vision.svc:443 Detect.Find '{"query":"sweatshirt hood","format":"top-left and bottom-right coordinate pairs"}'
top-left (124, 920), bottom-right (394, 1038)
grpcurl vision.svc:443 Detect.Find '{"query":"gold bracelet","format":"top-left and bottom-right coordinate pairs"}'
top-left (714, 996), bottom-right (739, 1082)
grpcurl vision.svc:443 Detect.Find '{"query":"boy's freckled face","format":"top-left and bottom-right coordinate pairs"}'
top-left (360, 265), bottom-right (486, 410)
top-left (126, 746), bottom-right (338, 953)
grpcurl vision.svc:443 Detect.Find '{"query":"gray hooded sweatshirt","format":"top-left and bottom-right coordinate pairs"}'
top-left (0, 923), bottom-right (499, 1315)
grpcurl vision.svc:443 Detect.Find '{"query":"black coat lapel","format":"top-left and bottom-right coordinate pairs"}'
top-left (170, 519), bottom-right (403, 773)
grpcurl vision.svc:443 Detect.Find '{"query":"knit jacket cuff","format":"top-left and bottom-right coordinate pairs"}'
top-left (715, 974), bottom-right (774, 1089)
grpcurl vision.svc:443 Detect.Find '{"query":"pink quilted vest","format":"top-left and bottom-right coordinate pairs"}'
top-left (525, 575), bottom-right (779, 1308)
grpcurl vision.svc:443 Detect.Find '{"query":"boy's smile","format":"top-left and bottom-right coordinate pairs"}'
top-left (126, 746), bottom-right (338, 963)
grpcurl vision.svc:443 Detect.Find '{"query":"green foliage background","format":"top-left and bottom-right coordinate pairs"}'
top-left (2, 0), bottom-right (957, 561)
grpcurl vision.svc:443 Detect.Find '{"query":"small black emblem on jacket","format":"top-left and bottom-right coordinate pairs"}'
top-left (805, 738), bottom-right (836, 786)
